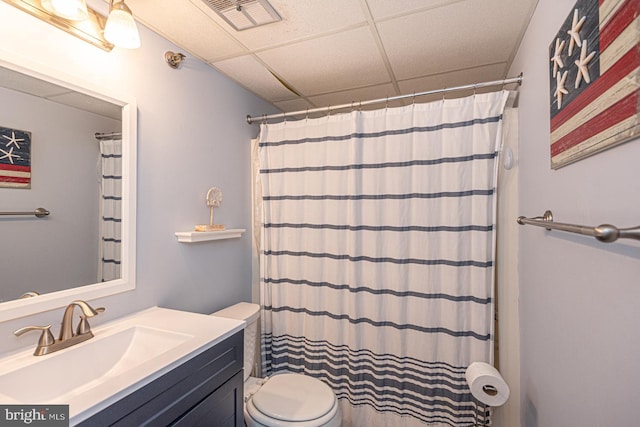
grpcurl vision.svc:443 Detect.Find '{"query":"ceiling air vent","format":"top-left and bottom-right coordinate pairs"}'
top-left (202, 0), bottom-right (282, 31)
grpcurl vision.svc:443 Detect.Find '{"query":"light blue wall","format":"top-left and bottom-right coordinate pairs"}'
top-left (0, 2), bottom-right (279, 353)
top-left (509, 1), bottom-right (640, 425)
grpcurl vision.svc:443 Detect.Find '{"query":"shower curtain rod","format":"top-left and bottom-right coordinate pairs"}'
top-left (246, 73), bottom-right (523, 124)
top-left (94, 132), bottom-right (122, 140)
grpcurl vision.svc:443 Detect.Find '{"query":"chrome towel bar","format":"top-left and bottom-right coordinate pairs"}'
top-left (0, 207), bottom-right (50, 218)
top-left (517, 210), bottom-right (640, 243)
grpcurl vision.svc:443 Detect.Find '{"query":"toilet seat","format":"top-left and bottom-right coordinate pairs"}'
top-left (246, 374), bottom-right (338, 427)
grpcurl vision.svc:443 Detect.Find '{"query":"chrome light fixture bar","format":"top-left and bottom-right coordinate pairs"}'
top-left (2, 0), bottom-right (141, 50)
top-left (2, 0), bottom-right (113, 50)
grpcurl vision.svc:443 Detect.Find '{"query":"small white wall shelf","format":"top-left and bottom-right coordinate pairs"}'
top-left (175, 229), bottom-right (245, 243)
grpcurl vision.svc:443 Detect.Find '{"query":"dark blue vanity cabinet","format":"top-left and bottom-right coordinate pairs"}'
top-left (77, 331), bottom-right (244, 427)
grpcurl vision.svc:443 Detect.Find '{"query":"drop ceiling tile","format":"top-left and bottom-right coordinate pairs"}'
top-left (127, 0), bottom-right (247, 61)
top-left (307, 83), bottom-right (398, 110)
top-left (212, 55), bottom-right (298, 102)
top-left (398, 63), bottom-right (508, 93)
top-left (272, 98), bottom-right (315, 118)
top-left (366, 0), bottom-right (464, 20)
top-left (257, 27), bottom-right (390, 96)
top-left (377, 0), bottom-right (529, 80)
top-left (192, 0), bottom-right (367, 51)
top-left (398, 63), bottom-right (509, 103)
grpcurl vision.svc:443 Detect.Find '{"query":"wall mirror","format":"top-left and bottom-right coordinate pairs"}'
top-left (0, 51), bottom-right (136, 322)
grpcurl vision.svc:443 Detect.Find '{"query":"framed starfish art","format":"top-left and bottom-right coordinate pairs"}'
top-left (0, 126), bottom-right (31, 188)
top-left (548, 0), bottom-right (640, 169)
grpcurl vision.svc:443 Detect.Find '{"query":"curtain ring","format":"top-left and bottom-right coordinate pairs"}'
top-left (442, 88), bottom-right (447, 102)
top-left (359, 100), bottom-right (362, 111)
top-left (473, 84), bottom-right (477, 97)
top-left (412, 92), bottom-right (416, 105)
top-left (385, 96), bottom-right (389, 109)
top-left (305, 108), bottom-right (309, 121)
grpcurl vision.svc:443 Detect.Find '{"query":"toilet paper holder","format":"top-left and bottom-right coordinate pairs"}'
top-left (473, 401), bottom-right (491, 427)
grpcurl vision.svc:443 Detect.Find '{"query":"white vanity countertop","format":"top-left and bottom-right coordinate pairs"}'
top-left (0, 307), bottom-right (245, 425)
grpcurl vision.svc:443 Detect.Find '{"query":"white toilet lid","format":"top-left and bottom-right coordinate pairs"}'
top-left (252, 373), bottom-right (335, 422)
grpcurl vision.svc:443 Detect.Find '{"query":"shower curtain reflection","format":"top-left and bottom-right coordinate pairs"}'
top-left (98, 139), bottom-right (122, 282)
top-left (257, 91), bottom-right (510, 427)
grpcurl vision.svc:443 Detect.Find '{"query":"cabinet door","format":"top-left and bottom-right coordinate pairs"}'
top-left (171, 370), bottom-right (244, 427)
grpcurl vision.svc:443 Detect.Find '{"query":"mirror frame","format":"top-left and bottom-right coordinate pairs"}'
top-left (0, 49), bottom-right (137, 322)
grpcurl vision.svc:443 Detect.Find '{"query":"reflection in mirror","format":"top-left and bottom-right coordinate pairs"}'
top-left (0, 53), bottom-right (136, 321)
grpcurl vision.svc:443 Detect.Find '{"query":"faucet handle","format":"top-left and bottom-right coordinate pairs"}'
top-left (76, 316), bottom-right (92, 335)
top-left (14, 325), bottom-right (56, 354)
top-left (75, 305), bottom-right (105, 336)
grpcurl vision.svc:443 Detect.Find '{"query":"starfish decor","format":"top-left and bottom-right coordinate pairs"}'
top-left (2, 131), bottom-right (25, 149)
top-left (0, 146), bottom-right (21, 164)
top-left (550, 38), bottom-right (565, 77)
top-left (0, 126), bottom-right (31, 188)
top-left (554, 71), bottom-right (569, 109)
top-left (566, 8), bottom-right (586, 55)
top-left (547, 0), bottom-right (639, 169)
top-left (574, 40), bottom-right (596, 88)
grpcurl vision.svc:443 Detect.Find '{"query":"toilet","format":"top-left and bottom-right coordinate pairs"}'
top-left (211, 302), bottom-right (341, 427)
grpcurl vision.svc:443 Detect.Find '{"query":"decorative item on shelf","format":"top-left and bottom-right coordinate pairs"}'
top-left (195, 187), bottom-right (225, 232)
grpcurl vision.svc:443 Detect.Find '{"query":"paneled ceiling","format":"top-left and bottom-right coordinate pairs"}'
top-left (127, 0), bottom-right (538, 112)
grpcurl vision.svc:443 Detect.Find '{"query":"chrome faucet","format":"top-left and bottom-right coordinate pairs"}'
top-left (14, 300), bottom-right (105, 356)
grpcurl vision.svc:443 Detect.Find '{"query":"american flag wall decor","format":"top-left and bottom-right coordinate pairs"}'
top-left (549, 0), bottom-right (640, 169)
top-left (0, 126), bottom-right (31, 188)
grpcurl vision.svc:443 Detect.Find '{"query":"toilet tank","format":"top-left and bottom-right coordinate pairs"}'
top-left (211, 302), bottom-right (260, 381)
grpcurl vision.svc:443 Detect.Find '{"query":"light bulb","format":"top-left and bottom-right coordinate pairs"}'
top-left (49, 0), bottom-right (89, 20)
top-left (104, 1), bottom-right (141, 49)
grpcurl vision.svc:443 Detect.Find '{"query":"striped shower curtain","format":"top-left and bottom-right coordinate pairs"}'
top-left (98, 139), bottom-right (122, 282)
top-left (258, 91), bottom-right (510, 427)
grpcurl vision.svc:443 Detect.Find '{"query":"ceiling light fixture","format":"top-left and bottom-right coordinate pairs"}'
top-left (104, 0), bottom-right (140, 49)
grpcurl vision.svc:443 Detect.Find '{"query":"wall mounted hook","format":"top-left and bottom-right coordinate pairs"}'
top-left (165, 51), bottom-right (186, 69)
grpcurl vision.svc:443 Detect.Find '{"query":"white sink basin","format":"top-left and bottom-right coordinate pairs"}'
top-left (0, 307), bottom-right (244, 425)
top-left (0, 326), bottom-right (191, 402)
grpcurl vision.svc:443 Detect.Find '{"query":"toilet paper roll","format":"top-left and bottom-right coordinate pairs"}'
top-left (465, 362), bottom-right (510, 407)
